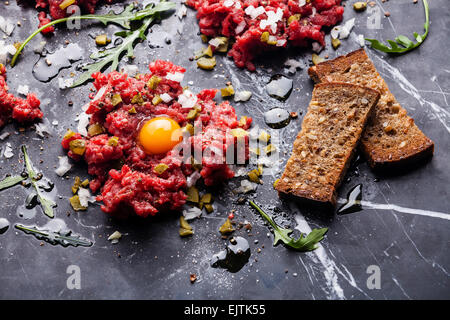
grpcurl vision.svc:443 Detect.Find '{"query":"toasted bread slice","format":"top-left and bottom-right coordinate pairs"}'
top-left (275, 82), bottom-right (380, 206)
top-left (308, 49), bottom-right (434, 169)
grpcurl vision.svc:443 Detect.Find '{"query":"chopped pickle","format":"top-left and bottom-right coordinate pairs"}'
top-left (87, 123), bottom-right (104, 137)
top-left (131, 93), bottom-right (144, 105)
top-left (287, 14), bottom-right (301, 24)
top-left (182, 123), bottom-right (195, 136)
top-left (258, 130), bottom-right (271, 143)
top-left (214, 37), bottom-right (229, 53)
top-left (147, 75), bottom-right (161, 90)
top-left (81, 179), bottom-right (90, 188)
top-left (111, 93), bottom-right (122, 106)
top-left (231, 128), bottom-right (248, 138)
top-left (204, 204), bottom-right (214, 213)
top-left (267, 37), bottom-right (277, 46)
top-left (187, 109), bottom-right (199, 120)
top-left (69, 139), bottom-right (86, 156)
top-left (95, 34), bottom-right (111, 46)
top-left (219, 218), bottom-right (234, 234)
top-left (193, 104), bottom-right (202, 112)
top-left (221, 85), bottom-right (235, 97)
top-left (239, 116), bottom-right (248, 127)
top-left (154, 163), bottom-right (169, 175)
top-left (331, 38), bottom-right (341, 50)
top-left (59, 0), bottom-right (75, 10)
top-left (261, 31), bottom-right (270, 43)
top-left (273, 178), bottom-right (280, 188)
top-left (257, 164), bottom-right (264, 175)
top-left (69, 195), bottom-right (87, 211)
top-left (203, 45), bottom-right (213, 57)
top-left (179, 228), bottom-right (194, 237)
top-left (128, 106), bottom-right (137, 114)
top-left (197, 57), bottom-right (216, 70)
top-left (152, 95), bottom-right (162, 105)
top-left (248, 169), bottom-right (262, 184)
top-left (312, 53), bottom-right (325, 65)
top-left (353, 1), bottom-right (367, 11)
top-left (200, 34), bottom-right (209, 43)
top-left (180, 216), bottom-right (193, 230)
top-left (108, 136), bottom-right (119, 147)
top-left (63, 129), bottom-right (76, 141)
top-left (179, 217), bottom-right (194, 237)
top-left (72, 176), bottom-right (81, 194)
top-left (186, 186), bottom-right (200, 203)
top-left (264, 144), bottom-right (277, 155)
top-left (200, 193), bottom-right (213, 204)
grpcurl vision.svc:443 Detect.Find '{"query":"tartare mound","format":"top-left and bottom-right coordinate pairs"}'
top-left (0, 64), bottom-right (43, 127)
top-left (33, 0), bottom-right (115, 34)
top-left (187, 0), bottom-right (344, 71)
top-left (62, 60), bottom-right (252, 218)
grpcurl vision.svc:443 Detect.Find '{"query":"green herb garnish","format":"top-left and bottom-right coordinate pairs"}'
top-left (0, 175), bottom-right (26, 191)
top-left (22, 145), bottom-right (56, 218)
top-left (249, 200), bottom-right (328, 252)
top-left (11, 1), bottom-right (176, 86)
top-left (365, 0), bottom-right (429, 54)
top-left (15, 224), bottom-right (93, 247)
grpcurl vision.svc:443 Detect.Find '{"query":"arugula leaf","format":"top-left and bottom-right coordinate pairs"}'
top-left (71, 16), bottom-right (154, 87)
top-left (365, 0), bottom-right (429, 54)
top-left (0, 175), bottom-right (26, 191)
top-left (15, 224), bottom-right (93, 247)
top-left (22, 145), bottom-right (56, 218)
top-left (249, 200), bottom-right (328, 252)
top-left (10, 1), bottom-right (176, 67)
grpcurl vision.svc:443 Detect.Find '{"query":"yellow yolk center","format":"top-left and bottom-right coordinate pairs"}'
top-left (139, 117), bottom-right (183, 155)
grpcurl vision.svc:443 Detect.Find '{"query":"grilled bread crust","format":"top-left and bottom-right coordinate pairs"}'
top-left (308, 49), bottom-right (434, 170)
top-left (276, 82), bottom-right (380, 206)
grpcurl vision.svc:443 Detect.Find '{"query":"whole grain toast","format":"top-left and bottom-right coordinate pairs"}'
top-left (275, 82), bottom-right (380, 206)
top-left (308, 49), bottom-right (434, 169)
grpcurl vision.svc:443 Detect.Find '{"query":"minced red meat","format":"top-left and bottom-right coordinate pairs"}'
top-left (31, 0), bottom-right (115, 34)
top-left (0, 64), bottom-right (43, 127)
top-left (187, 0), bottom-right (344, 71)
top-left (62, 60), bottom-right (252, 218)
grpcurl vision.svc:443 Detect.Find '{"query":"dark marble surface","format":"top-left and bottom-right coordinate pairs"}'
top-left (0, 0), bottom-right (448, 300)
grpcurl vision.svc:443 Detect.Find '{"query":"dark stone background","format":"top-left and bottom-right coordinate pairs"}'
top-left (0, 0), bottom-right (448, 299)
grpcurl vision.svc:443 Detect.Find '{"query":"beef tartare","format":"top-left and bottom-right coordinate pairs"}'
top-left (0, 63), bottom-right (43, 127)
top-left (32, 0), bottom-right (115, 34)
top-left (62, 60), bottom-right (252, 218)
top-left (187, 0), bottom-right (344, 71)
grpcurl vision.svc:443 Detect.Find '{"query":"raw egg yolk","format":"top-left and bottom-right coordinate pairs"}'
top-left (139, 117), bottom-right (183, 155)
